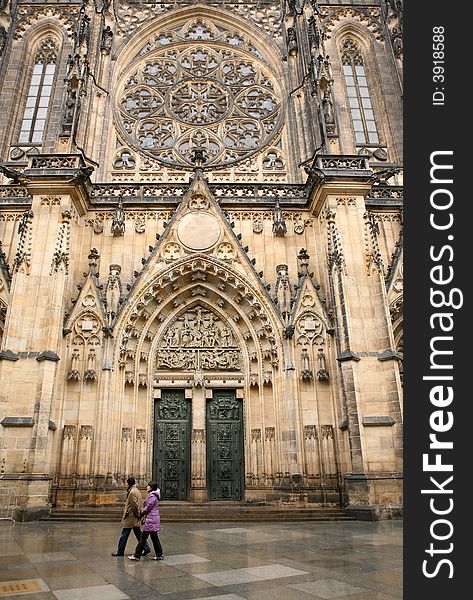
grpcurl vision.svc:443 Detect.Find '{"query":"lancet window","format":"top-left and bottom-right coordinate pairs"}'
top-left (340, 38), bottom-right (379, 145)
top-left (18, 38), bottom-right (58, 144)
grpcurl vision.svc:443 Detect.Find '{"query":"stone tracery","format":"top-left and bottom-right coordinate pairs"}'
top-left (115, 23), bottom-right (283, 169)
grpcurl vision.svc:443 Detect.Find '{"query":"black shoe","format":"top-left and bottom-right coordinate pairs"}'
top-left (152, 555), bottom-right (164, 561)
top-left (111, 552), bottom-right (124, 557)
top-left (143, 549), bottom-right (151, 556)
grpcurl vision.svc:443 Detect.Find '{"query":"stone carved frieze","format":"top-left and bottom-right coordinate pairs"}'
top-left (30, 155), bottom-right (81, 169)
top-left (122, 427), bottom-right (132, 441)
top-left (251, 428), bottom-right (262, 442)
top-left (320, 424), bottom-right (334, 439)
top-left (0, 187), bottom-right (30, 200)
top-left (90, 182), bottom-right (306, 203)
top-left (192, 429), bottom-right (205, 443)
top-left (156, 305), bottom-right (241, 372)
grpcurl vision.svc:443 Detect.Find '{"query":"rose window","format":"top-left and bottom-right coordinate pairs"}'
top-left (169, 79), bottom-right (230, 125)
top-left (115, 43), bottom-right (282, 168)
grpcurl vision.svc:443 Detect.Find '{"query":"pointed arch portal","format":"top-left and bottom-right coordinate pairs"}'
top-left (111, 175), bottom-right (284, 501)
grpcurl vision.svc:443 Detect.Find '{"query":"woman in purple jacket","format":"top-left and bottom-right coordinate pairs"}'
top-left (128, 482), bottom-right (164, 561)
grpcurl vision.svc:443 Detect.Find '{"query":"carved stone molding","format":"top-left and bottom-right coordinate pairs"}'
top-left (320, 6), bottom-right (384, 41)
top-left (13, 4), bottom-right (81, 40)
top-left (251, 428), bottom-right (262, 442)
top-left (136, 429), bottom-right (146, 442)
top-left (79, 425), bottom-right (93, 440)
top-left (63, 425), bottom-right (77, 440)
top-left (122, 427), bottom-right (132, 441)
top-left (304, 425), bottom-right (318, 440)
top-left (192, 429), bottom-right (205, 443)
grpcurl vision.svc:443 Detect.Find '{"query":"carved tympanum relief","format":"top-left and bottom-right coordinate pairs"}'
top-left (156, 304), bottom-right (241, 371)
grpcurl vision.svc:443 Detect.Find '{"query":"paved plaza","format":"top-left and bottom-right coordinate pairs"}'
top-left (0, 519), bottom-right (402, 600)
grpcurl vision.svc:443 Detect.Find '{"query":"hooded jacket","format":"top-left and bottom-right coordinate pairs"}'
top-left (141, 489), bottom-right (161, 532)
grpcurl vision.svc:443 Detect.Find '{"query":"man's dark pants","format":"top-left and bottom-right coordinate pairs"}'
top-left (117, 527), bottom-right (151, 555)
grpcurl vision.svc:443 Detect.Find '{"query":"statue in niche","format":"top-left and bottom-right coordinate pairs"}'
top-left (84, 348), bottom-right (97, 381)
top-left (0, 26), bottom-right (6, 58)
top-left (106, 264), bottom-right (121, 322)
top-left (62, 87), bottom-right (77, 135)
top-left (316, 348), bottom-right (330, 381)
top-left (111, 198), bottom-right (125, 236)
top-left (68, 348), bottom-right (81, 381)
top-left (101, 25), bottom-right (113, 54)
top-left (322, 91), bottom-right (335, 128)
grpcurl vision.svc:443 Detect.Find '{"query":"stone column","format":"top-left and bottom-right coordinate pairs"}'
top-left (190, 386), bottom-right (207, 502)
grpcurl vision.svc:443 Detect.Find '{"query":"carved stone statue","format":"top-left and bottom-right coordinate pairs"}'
top-left (68, 348), bottom-right (81, 381)
top-left (0, 26), bottom-right (6, 57)
top-left (287, 27), bottom-right (298, 56)
top-left (322, 90), bottom-right (335, 134)
top-left (101, 25), bottom-right (113, 54)
top-left (111, 198), bottom-right (125, 237)
top-left (272, 200), bottom-right (287, 237)
top-left (301, 348), bottom-right (314, 382)
top-left (106, 264), bottom-right (121, 321)
top-left (316, 348), bottom-right (330, 381)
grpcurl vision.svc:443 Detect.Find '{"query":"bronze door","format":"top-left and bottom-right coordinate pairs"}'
top-left (153, 390), bottom-right (191, 500)
top-left (207, 390), bottom-right (243, 501)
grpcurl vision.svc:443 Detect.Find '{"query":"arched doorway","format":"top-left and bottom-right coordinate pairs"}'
top-left (152, 302), bottom-right (246, 501)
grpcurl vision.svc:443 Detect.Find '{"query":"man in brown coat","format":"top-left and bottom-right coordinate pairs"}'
top-left (111, 476), bottom-right (151, 556)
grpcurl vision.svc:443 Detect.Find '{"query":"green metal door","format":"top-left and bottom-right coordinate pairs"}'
top-left (153, 390), bottom-right (190, 500)
top-left (207, 390), bottom-right (243, 501)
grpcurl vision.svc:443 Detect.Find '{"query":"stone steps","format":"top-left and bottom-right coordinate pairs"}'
top-left (42, 503), bottom-right (356, 523)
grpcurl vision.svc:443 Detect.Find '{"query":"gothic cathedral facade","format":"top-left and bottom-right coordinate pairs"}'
top-left (0, 1), bottom-right (403, 520)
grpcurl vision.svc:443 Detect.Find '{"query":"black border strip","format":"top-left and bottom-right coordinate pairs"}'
top-left (404, 1), bottom-right (469, 597)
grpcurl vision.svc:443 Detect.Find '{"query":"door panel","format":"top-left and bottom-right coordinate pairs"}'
top-left (207, 390), bottom-right (243, 501)
top-left (153, 390), bottom-right (190, 500)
